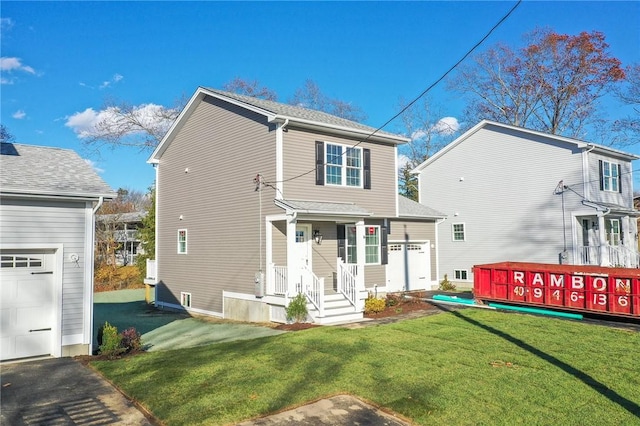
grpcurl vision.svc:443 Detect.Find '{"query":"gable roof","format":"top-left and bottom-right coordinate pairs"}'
top-left (1, 142), bottom-right (116, 199)
top-left (411, 120), bottom-right (640, 173)
top-left (397, 195), bottom-right (445, 219)
top-left (149, 87), bottom-right (409, 162)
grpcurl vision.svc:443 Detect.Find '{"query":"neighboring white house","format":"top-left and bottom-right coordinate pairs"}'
top-left (0, 142), bottom-right (115, 361)
top-left (412, 120), bottom-right (640, 287)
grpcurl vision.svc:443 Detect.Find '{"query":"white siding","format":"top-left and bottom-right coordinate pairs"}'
top-left (419, 124), bottom-right (585, 282)
top-left (0, 198), bottom-right (90, 338)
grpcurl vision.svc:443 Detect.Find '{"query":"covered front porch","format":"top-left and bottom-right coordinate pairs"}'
top-left (264, 200), bottom-right (383, 324)
top-left (574, 203), bottom-right (640, 268)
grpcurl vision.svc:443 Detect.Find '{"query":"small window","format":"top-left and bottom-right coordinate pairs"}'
top-left (1, 255), bottom-right (43, 268)
top-left (452, 223), bottom-right (465, 241)
top-left (177, 229), bottom-right (187, 254)
top-left (454, 269), bottom-right (468, 280)
top-left (180, 292), bottom-right (192, 308)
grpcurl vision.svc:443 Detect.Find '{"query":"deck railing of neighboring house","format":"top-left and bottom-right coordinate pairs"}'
top-left (302, 265), bottom-right (324, 316)
top-left (578, 246), bottom-right (600, 266)
top-left (337, 259), bottom-right (358, 308)
top-left (609, 245), bottom-right (640, 268)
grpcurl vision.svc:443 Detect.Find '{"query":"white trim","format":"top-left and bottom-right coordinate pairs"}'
top-left (394, 145), bottom-right (400, 218)
top-left (0, 243), bottom-right (64, 358)
top-left (84, 201), bottom-right (95, 354)
top-left (275, 121), bottom-right (286, 199)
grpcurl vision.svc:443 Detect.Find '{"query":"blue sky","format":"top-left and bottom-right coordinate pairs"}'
top-left (2, 1), bottom-right (639, 193)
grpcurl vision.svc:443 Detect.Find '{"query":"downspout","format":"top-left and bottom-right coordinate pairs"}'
top-left (434, 217), bottom-right (445, 287)
top-left (275, 119), bottom-right (289, 200)
top-left (89, 196), bottom-right (104, 355)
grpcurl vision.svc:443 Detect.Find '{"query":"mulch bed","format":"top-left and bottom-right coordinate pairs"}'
top-left (275, 292), bottom-right (442, 331)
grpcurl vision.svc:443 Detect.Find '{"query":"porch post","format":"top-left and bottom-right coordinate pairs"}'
top-left (598, 214), bottom-right (608, 266)
top-left (286, 213), bottom-right (298, 297)
top-left (355, 219), bottom-right (365, 311)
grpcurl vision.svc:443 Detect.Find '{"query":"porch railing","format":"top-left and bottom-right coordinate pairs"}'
top-left (578, 245), bottom-right (640, 268)
top-left (301, 266), bottom-right (324, 316)
top-left (609, 245), bottom-right (640, 268)
top-left (271, 264), bottom-right (287, 296)
top-left (337, 258), bottom-right (358, 308)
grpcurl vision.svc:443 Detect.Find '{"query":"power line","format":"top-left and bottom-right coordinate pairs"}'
top-left (263, 0), bottom-right (522, 187)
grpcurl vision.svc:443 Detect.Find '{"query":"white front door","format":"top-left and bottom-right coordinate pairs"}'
top-left (0, 252), bottom-right (55, 361)
top-left (386, 242), bottom-right (431, 292)
top-left (295, 224), bottom-right (312, 270)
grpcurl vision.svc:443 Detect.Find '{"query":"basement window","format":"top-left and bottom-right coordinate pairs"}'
top-left (180, 292), bottom-right (192, 308)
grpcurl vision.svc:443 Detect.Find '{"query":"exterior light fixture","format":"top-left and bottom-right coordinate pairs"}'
top-left (313, 230), bottom-right (323, 245)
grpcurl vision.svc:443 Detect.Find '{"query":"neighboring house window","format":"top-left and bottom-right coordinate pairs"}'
top-left (180, 292), bottom-right (192, 308)
top-left (599, 160), bottom-right (621, 192)
top-left (345, 225), bottom-right (381, 264)
top-left (178, 229), bottom-right (187, 254)
top-left (316, 141), bottom-right (371, 189)
top-left (605, 219), bottom-right (621, 246)
top-left (454, 269), bottom-right (468, 280)
top-left (452, 223), bottom-right (465, 241)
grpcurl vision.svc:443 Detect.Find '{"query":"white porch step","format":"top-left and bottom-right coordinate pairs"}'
top-left (307, 292), bottom-right (364, 325)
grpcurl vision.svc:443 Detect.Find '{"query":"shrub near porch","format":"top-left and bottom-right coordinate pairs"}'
top-left (91, 309), bottom-right (640, 425)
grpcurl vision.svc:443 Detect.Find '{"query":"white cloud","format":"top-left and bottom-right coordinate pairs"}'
top-left (65, 103), bottom-right (174, 139)
top-left (1, 18), bottom-right (14, 32)
top-left (0, 57), bottom-right (36, 74)
top-left (84, 158), bottom-right (105, 174)
top-left (397, 154), bottom-right (411, 171)
top-left (99, 73), bottom-right (124, 89)
top-left (430, 117), bottom-right (460, 136)
top-left (12, 110), bottom-right (26, 119)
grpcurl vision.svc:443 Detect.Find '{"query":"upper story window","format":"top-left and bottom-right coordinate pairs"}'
top-left (178, 229), bottom-right (187, 254)
top-left (599, 160), bottom-right (621, 193)
top-left (326, 143), bottom-right (362, 187)
top-left (316, 141), bottom-right (371, 189)
top-left (452, 223), bottom-right (465, 241)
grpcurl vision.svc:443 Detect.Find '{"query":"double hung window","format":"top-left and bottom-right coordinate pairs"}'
top-left (326, 143), bottom-right (362, 187)
top-left (600, 160), bottom-right (620, 192)
top-left (345, 225), bottom-right (380, 264)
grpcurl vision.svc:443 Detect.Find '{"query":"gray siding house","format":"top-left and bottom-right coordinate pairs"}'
top-left (412, 120), bottom-right (640, 287)
top-left (0, 142), bottom-right (115, 361)
top-left (148, 87), bottom-right (444, 324)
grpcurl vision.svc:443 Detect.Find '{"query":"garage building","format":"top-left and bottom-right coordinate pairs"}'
top-left (1, 142), bottom-right (115, 361)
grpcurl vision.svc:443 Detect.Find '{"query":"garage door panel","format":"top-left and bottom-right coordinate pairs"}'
top-left (0, 252), bottom-right (55, 361)
top-left (386, 242), bottom-right (431, 292)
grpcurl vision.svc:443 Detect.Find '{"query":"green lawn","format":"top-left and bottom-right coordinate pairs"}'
top-left (91, 309), bottom-right (640, 425)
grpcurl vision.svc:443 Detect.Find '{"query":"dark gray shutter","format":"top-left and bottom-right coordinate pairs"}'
top-left (618, 164), bottom-right (622, 193)
top-left (316, 141), bottom-right (324, 186)
top-left (599, 160), bottom-right (604, 191)
top-left (380, 225), bottom-right (388, 265)
top-left (337, 225), bottom-right (345, 260)
top-left (363, 148), bottom-right (371, 190)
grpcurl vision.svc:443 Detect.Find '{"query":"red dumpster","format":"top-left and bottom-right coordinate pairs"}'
top-left (473, 262), bottom-right (640, 318)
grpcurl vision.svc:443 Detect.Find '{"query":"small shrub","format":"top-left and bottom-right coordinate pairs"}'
top-left (439, 274), bottom-right (457, 291)
top-left (385, 293), bottom-right (401, 307)
top-left (286, 293), bottom-right (308, 323)
top-left (98, 322), bottom-right (125, 359)
top-left (364, 295), bottom-right (386, 314)
top-left (120, 327), bottom-right (142, 353)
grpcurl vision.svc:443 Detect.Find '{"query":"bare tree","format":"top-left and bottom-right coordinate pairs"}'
top-left (290, 79), bottom-right (367, 122)
top-left (612, 64), bottom-right (640, 144)
top-left (223, 77), bottom-right (278, 101)
top-left (451, 29), bottom-right (626, 139)
top-left (0, 124), bottom-right (15, 143)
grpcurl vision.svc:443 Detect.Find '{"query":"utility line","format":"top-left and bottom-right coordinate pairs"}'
top-left (263, 0), bottom-right (522, 187)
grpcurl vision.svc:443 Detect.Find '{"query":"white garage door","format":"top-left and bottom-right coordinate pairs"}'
top-left (0, 252), bottom-right (55, 361)
top-left (386, 242), bottom-right (431, 292)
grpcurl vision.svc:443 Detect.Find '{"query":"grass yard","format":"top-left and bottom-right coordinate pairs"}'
top-left (91, 309), bottom-right (640, 425)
